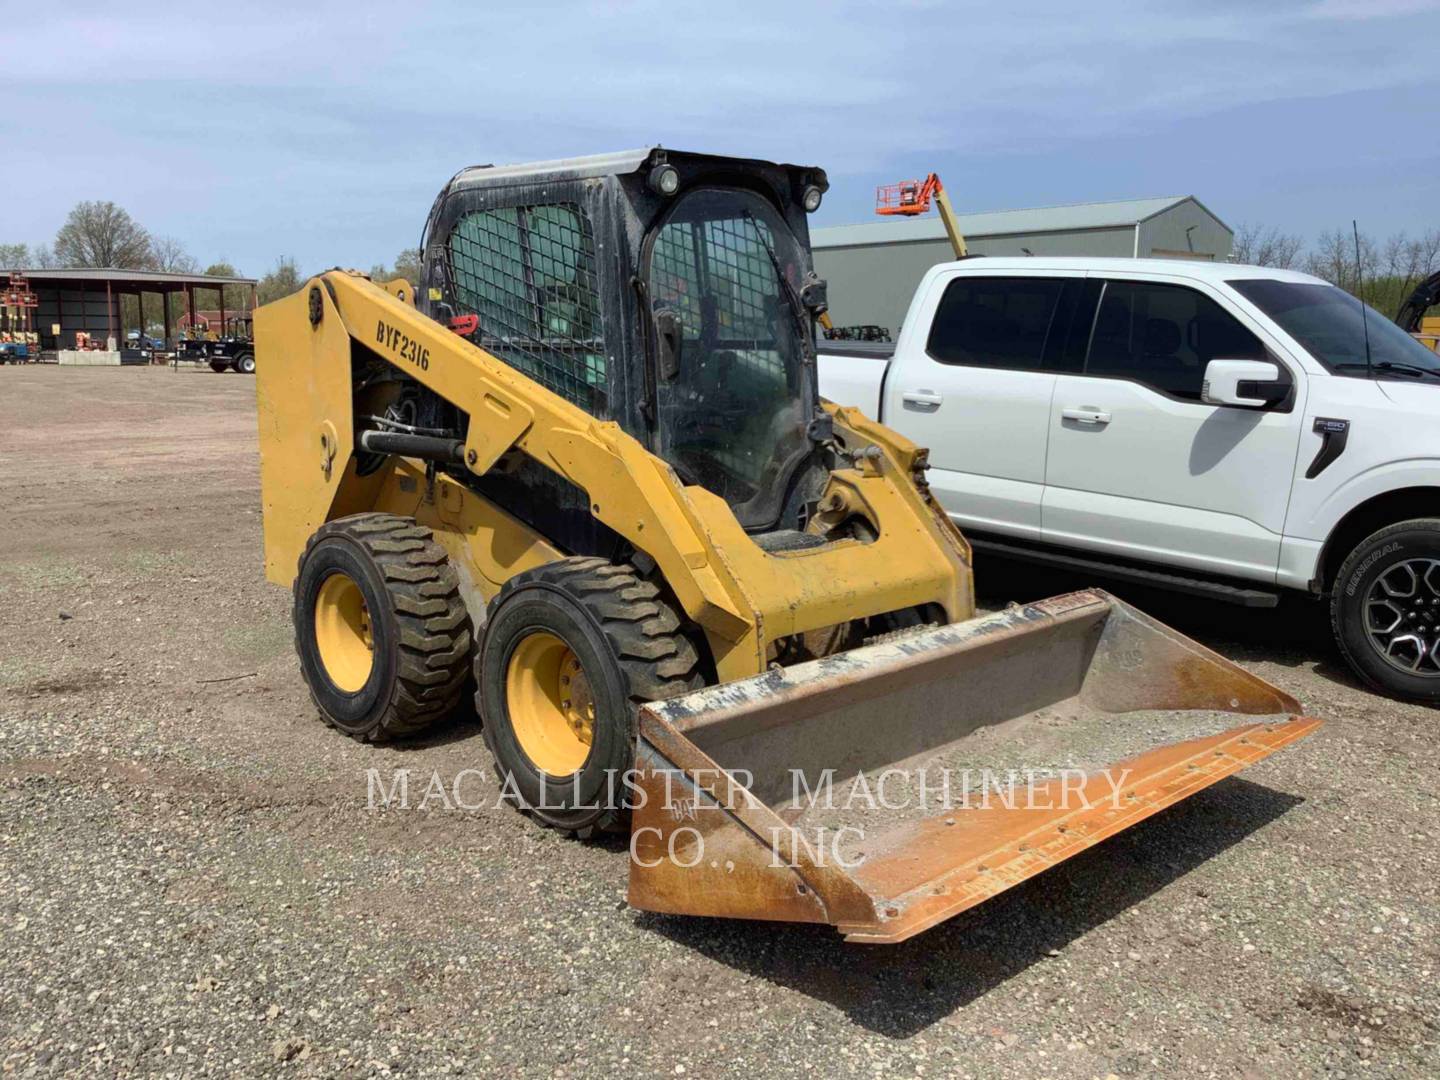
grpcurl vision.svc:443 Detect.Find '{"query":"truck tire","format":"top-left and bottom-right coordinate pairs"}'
top-left (293, 513), bottom-right (472, 741)
top-left (477, 558), bottom-right (703, 839)
top-left (1331, 518), bottom-right (1440, 704)
top-left (235, 353), bottom-right (256, 374)
top-left (209, 360), bottom-right (230, 373)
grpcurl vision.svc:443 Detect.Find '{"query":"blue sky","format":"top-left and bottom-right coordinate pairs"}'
top-left (2, 0), bottom-right (1437, 276)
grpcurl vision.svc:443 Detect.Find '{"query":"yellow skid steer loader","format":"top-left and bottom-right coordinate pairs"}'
top-left (255, 148), bottom-right (1318, 943)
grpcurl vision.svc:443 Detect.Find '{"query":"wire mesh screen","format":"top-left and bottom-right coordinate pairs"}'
top-left (650, 198), bottom-right (802, 494)
top-left (650, 213), bottom-right (787, 383)
top-left (447, 203), bottom-right (608, 411)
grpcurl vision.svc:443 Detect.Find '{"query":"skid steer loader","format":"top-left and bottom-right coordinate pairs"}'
top-left (254, 148), bottom-right (1319, 943)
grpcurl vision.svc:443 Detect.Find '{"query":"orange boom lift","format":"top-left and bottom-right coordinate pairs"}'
top-left (875, 173), bottom-right (968, 259)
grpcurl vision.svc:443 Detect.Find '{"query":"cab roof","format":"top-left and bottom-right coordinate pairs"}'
top-left (934, 256), bottom-right (1326, 286)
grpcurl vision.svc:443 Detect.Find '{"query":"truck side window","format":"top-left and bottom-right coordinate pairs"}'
top-left (926, 277), bottom-right (1069, 370)
top-left (1085, 281), bottom-right (1267, 401)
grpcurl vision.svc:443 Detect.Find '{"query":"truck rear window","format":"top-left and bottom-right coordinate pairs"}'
top-left (926, 278), bottom-right (1069, 370)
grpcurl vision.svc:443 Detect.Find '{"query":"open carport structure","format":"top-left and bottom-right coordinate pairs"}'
top-left (13, 267), bottom-right (257, 352)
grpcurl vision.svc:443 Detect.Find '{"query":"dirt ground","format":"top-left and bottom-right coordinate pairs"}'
top-left (1, 365), bottom-right (1437, 1078)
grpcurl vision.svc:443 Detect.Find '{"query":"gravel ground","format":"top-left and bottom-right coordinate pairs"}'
top-left (1, 365), bottom-right (1436, 1078)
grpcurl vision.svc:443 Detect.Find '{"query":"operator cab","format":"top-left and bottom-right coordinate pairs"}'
top-left (417, 148), bottom-right (830, 536)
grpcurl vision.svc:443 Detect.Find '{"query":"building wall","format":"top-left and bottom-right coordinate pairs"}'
top-left (33, 286), bottom-right (119, 350)
top-left (813, 202), bottom-right (1233, 335)
top-left (1138, 199), bottom-right (1232, 262)
top-left (815, 226), bottom-right (1136, 333)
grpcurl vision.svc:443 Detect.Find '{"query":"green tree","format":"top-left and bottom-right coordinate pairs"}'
top-left (257, 257), bottom-right (303, 305)
top-left (0, 243), bottom-right (30, 269)
top-left (368, 247), bottom-right (422, 288)
top-left (203, 261), bottom-right (252, 314)
top-left (53, 201), bottom-right (153, 268)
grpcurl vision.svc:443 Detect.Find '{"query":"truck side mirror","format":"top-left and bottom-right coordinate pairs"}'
top-left (655, 308), bottom-right (683, 381)
top-left (1202, 358), bottom-right (1288, 409)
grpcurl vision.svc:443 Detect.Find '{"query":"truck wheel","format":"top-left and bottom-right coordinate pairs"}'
top-left (209, 360), bottom-right (229, 373)
top-left (235, 353), bottom-right (256, 374)
top-left (293, 513), bottom-right (472, 741)
top-left (1331, 519), bottom-right (1440, 704)
top-left (477, 558), bottom-right (703, 839)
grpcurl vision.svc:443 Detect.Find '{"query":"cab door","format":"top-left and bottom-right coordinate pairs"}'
top-left (1042, 274), bottom-right (1306, 582)
top-left (883, 270), bottom-right (1087, 540)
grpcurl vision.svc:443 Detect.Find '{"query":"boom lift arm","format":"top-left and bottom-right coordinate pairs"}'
top-left (876, 173), bottom-right (969, 258)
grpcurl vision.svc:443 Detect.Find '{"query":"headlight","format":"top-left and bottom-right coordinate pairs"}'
top-left (648, 164), bottom-right (680, 196)
top-left (802, 185), bottom-right (823, 213)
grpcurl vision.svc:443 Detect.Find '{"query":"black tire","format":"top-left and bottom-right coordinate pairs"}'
top-left (1331, 518), bottom-right (1440, 704)
top-left (293, 513), bottom-right (473, 741)
top-left (234, 353), bottom-right (256, 375)
top-left (209, 360), bottom-right (229, 373)
top-left (477, 558), bottom-right (704, 838)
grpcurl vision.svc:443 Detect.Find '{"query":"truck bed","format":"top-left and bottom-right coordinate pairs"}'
top-left (818, 340), bottom-right (896, 361)
top-left (817, 342), bottom-right (894, 420)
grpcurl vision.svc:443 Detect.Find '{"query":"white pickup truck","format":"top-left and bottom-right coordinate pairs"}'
top-left (819, 257), bottom-right (1440, 703)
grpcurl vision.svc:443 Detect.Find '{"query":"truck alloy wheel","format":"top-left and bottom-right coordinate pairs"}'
top-left (1331, 519), bottom-right (1440, 703)
top-left (1362, 559), bottom-right (1440, 675)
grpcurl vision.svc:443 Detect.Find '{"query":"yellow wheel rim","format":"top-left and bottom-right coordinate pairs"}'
top-left (505, 631), bottom-right (595, 776)
top-left (313, 572), bottom-right (374, 693)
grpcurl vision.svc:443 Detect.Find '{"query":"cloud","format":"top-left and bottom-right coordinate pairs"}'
top-left (1308, 0), bottom-right (1440, 19)
top-left (1, 1), bottom-right (1436, 267)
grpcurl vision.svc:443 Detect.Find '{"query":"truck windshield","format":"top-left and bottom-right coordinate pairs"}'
top-left (1231, 279), bottom-right (1440, 380)
top-left (646, 187), bottom-right (814, 529)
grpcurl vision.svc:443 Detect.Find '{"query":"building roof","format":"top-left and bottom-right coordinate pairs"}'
top-left (8, 267), bottom-right (256, 287)
top-left (813, 195), bottom-right (1223, 249)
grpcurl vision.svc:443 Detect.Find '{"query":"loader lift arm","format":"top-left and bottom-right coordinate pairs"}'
top-left (256, 269), bottom-right (972, 683)
top-left (1397, 270), bottom-right (1440, 334)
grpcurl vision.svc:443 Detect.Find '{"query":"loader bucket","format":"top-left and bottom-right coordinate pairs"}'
top-left (627, 590), bottom-right (1319, 944)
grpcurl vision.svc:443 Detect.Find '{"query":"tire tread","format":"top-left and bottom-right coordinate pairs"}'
top-left (294, 512), bottom-right (472, 741)
top-left (478, 558), bottom-right (703, 838)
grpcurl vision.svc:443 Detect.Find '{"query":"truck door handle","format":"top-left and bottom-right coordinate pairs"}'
top-left (902, 390), bottom-right (943, 410)
top-left (1061, 407), bottom-right (1111, 426)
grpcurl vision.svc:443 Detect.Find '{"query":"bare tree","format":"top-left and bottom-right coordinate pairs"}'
top-left (1304, 227), bottom-right (1378, 295)
top-left (149, 235), bottom-right (199, 274)
top-left (30, 244), bottom-right (59, 269)
top-left (53, 201), bottom-right (154, 269)
top-left (1231, 223), bottom-right (1304, 269)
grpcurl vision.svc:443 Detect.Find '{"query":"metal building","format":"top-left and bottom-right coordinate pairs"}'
top-left (812, 195), bottom-right (1232, 335)
top-left (13, 267), bottom-right (256, 352)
